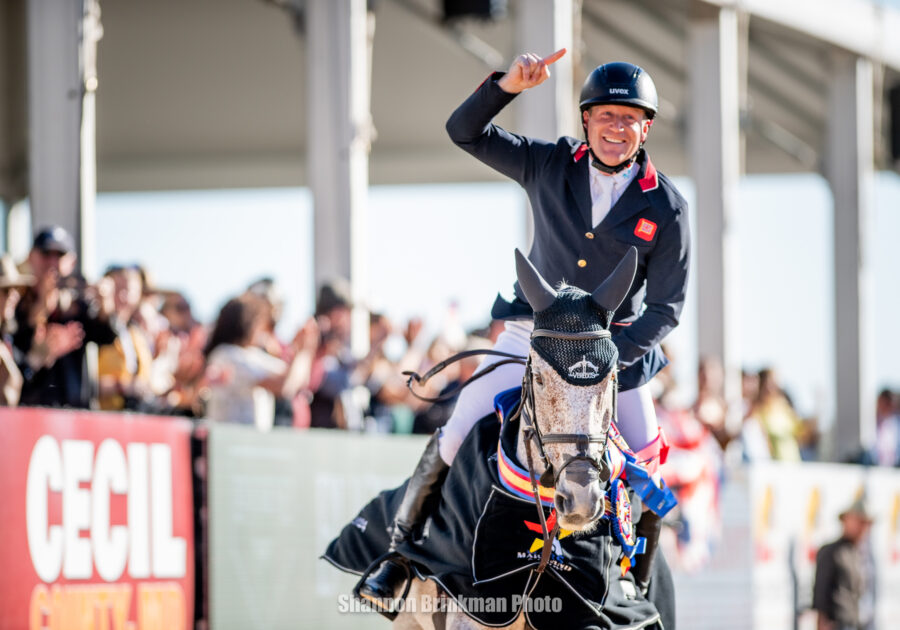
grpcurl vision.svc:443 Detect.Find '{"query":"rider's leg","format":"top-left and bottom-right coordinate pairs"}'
top-left (357, 429), bottom-right (449, 616)
top-left (616, 385), bottom-right (658, 457)
top-left (615, 384), bottom-right (667, 595)
top-left (359, 320), bottom-right (530, 615)
top-left (632, 509), bottom-right (663, 594)
top-left (438, 319), bottom-right (532, 464)
top-left (617, 384), bottom-right (667, 481)
top-left (645, 541), bottom-right (676, 629)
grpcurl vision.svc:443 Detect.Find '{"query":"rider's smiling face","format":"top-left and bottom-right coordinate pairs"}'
top-left (582, 104), bottom-right (651, 169)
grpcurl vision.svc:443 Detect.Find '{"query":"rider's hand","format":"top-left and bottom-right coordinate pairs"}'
top-left (496, 48), bottom-right (566, 94)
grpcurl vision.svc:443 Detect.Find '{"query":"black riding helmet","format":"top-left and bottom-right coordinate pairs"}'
top-left (579, 62), bottom-right (658, 174)
top-left (579, 62), bottom-right (658, 118)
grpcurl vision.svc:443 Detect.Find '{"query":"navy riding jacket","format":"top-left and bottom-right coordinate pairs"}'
top-left (446, 72), bottom-right (690, 376)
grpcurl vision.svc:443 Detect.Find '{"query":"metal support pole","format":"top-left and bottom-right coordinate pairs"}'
top-left (307, 0), bottom-right (373, 357)
top-left (825, 52), bottom-right (875, 462)
top-left (0, 0), bottom-right (28, 211)
top-left (688, 6), bottom-right (743, 433)
top-left (80, 0), bottom-right (102, 281)
top-left (26, 0), bottom-right (84, 262)
top-left (514, 0), bottom-right (575, 250)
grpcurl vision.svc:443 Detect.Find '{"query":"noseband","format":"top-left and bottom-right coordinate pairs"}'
top-left (521, 327), bottom-right (614, 489)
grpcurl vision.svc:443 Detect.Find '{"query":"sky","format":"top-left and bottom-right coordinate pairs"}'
top-left (77, 171), bottom-right (900, 425)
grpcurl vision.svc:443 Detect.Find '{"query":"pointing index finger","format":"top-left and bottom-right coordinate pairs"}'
top-left (542, 48), bottom-right (567, 66)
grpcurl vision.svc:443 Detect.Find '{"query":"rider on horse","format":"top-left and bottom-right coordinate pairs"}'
top-left (361, 49), bottom-right (691, 617)
top-left (326, 249), bottom-right (674, 629)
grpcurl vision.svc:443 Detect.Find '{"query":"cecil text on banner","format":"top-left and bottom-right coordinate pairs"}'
top-left (0, 408), bottom-right (194, 630)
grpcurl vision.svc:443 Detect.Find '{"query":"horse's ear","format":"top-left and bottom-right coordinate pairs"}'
top-left (515, 249), bottom-right (557, 312)
top-left (591, 247), bottom-right (638, 313)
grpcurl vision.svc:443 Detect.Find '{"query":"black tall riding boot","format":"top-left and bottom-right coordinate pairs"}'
top-left (357, 430), bottom-right (450, 618)
top-left (631, 510), bottom-right (662, 595)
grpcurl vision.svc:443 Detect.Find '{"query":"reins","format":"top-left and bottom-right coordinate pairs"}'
top-left (402, 349), bottom-right (527, 403)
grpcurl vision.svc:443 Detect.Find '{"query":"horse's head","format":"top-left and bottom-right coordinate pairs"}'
top-left (514, 248), bottom-right (637, 532)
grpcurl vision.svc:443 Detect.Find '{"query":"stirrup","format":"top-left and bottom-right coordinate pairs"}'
top-left (353, 552), bottom-right (413, 621)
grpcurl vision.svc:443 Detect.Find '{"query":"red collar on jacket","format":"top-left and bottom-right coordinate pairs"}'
top-left (574, 144), bottom-right (658, 193)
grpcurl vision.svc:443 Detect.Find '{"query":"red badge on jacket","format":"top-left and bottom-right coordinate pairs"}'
top-left (634, 218), bottom-right (657, 242)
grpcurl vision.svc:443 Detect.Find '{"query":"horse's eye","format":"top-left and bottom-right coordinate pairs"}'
top-left (534, 372), bottom-right (544, 386)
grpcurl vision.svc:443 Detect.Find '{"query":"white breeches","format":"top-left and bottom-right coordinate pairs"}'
top-left (437, 320), bottom-right (659, 465)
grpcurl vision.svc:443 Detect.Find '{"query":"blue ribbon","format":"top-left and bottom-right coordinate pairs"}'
top-left (609, 480), bottom-right (642, 558)
top-left (623, 457), bottom-right (677, 517)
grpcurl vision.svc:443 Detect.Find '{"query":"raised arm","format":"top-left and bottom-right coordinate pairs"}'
top-left (445, 49), bottom-right (567, 184)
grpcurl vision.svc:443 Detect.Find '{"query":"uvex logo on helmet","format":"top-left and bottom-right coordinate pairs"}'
top-left (608, 88), bottom-right (630, 95)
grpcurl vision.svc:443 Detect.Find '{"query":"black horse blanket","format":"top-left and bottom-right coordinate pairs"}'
top-left (323, 393), bottom-right (666, 629)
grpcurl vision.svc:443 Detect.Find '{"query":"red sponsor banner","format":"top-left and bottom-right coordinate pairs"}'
top-left (0, 408), bottom-right (194, 630)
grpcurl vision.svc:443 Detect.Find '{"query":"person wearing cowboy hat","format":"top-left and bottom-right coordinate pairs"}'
top-left (0, 254), bottom-right (35, 406)
top-left (812, 496), bottom-right (876, 630)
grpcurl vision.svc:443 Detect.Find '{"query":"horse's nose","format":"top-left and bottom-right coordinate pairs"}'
top-left (555, 487), bottom-right (574, 514)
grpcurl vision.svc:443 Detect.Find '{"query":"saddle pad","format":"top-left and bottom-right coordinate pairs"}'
top-left (323, 411), bottom-right (662, 629)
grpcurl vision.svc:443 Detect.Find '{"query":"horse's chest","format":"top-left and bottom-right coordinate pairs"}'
top-left (471, 487), bottom-right (613, 588)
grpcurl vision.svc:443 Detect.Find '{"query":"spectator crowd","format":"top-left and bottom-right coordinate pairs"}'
top-left (2, 225), bottom-right (899, 473)
top-left (0, 225), bottom-right (503, 435)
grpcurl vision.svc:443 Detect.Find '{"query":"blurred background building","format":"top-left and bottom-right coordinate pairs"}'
top-left (2, 2), bottom-right (900, 629)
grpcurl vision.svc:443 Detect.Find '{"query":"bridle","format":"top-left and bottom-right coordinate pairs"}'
top-left (518, 327), bottom-right (614, 490)
top-left (403, 324), bottom-right (617, 573)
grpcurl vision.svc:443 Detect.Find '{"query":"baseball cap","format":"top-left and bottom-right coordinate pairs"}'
top-left (32, 226), bottom-right (75, 254)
